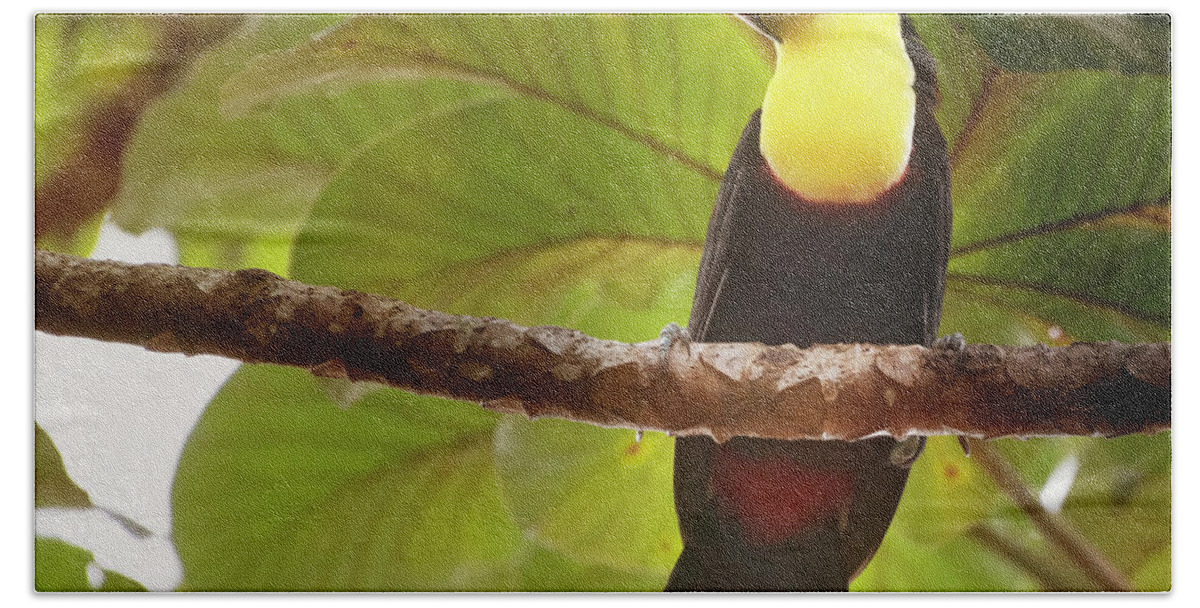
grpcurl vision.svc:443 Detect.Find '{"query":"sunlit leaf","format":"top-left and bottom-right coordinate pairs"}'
top-left (172, 364), bottom-right (518, 591)
top-left (169, 14), bottom-right (762, 589)
top-left (494, 419), bottom-right (679, 577)
top-left (890, 436), bottom-right (1000, 544)
top-left (111, 15), bottom-right (347, 274)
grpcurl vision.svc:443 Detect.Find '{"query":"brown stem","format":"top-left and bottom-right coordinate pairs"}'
top-left (969, 439), bottom-right (1134, 591)
top-left (35, 15), bottom-right (242, 242)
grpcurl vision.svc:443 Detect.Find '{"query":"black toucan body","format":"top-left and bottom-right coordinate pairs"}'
top-left (666, 15), bottom-right (951, 591)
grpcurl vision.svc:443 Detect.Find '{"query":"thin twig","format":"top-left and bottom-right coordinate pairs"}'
top-left (965, 522), bottom-right (1092, 591)
top-left (969, 439), bottom-right (1134, 591)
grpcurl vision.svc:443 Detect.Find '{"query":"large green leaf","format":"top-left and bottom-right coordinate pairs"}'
top-left (228, 14), bottom-right (768, 294)
top-left (111, 15), bottom-right (348, 274)
top-left (935, 66), bottom-right (1169, 347)
top-left (494, 419), bottom-right (679, 576)
top-left (173, 364), bottom-right (680, 591)
top-left (875, 433), bottom-right (1169, 591)
top-left (223, 14), bottom-right (764, 181)
top-left (171, 14), bottom-right (763, 589)
top-left (948, 71), bottom-right (1168, 251)
top-left (173, 364), bottom-right (521, 591)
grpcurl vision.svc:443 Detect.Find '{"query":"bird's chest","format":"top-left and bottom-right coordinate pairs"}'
top-left (712, 171), bottom-right (931, 346)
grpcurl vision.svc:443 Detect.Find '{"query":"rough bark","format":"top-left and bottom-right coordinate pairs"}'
top-left (35, 250), bottom-right (1171, 442)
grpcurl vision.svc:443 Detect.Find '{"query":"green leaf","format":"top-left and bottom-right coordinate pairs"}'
top-left (854, 526), bottom-right (1036, 591)
top-left (35, 537), bottom-right (147, 592)
top-left (34, 424), bottom-right (92, 510)
top-left (494, 418), bottom-right (679, 577)
top-left (254, 14), bottom-right (766, 294)
top-left (171, 14), bottom-right (764, 590)
top-left (941, 68), bottom-right (1169, 346)
top-left (173, 15), bottom-right (762, 589)
top-left (96, 569), bottom-right (149, 592)
top-left (223, 14), bottom-right (765, 183)
top-left (942, 274), bottom-right (1170, 346)
top-left (516, 542), bottom-right (666, 591)
top-left (35, 537), bottom-right (91, 592)
top-left (949, 71), bottom-right (1169, 253)
top-left (172, 364), bottom-right (521, 591)
top-left (890, 436), bottom-right (1001, 544)
top-left (111, 15), bottom-right (348, 274)
top-left (34, 212), bottom-right (106, 257)
top-left (954, 14), bottom-right (1170, 75)
top-left (1132, 545), bottom-right (1170, 591)
top-left (951, 227), bottom-right (1168, 329)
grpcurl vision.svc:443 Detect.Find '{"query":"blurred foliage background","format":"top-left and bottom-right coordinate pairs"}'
top-left (34, 14), bottom-right (1169, 591)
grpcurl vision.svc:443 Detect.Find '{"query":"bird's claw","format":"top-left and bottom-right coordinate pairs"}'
top-left (889, 436), bottom-right (926, 468)
top-left (933, 332), bottom-right (967, 353)
top-left (658, 322), bottom-right (692, 365)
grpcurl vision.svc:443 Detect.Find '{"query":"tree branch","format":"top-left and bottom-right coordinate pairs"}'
top-left (35, 250), bottom-right (1170, 442)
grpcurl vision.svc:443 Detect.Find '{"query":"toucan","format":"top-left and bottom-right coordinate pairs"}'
top-left (666, 14), bottom-right (952, 591)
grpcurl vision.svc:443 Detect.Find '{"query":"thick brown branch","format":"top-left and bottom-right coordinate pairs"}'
top-left (35, 251), bottom-right (1170, 442)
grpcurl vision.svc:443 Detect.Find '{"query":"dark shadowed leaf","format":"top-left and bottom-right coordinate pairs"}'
top-left (34, 15), bottom-right (156, 255)
top-left (34, 424), bottom-right (92, 510)
top-left (954, 14), bottom-right (1169, 75)
top-left (34, 537), bottom-right (147, 592)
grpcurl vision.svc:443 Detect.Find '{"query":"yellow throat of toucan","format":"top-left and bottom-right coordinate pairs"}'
top-left (758, 14), bottom-right (917, 205)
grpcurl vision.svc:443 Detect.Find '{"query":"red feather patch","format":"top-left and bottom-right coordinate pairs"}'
top-left (712, 444), bottom-right (857, 546)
